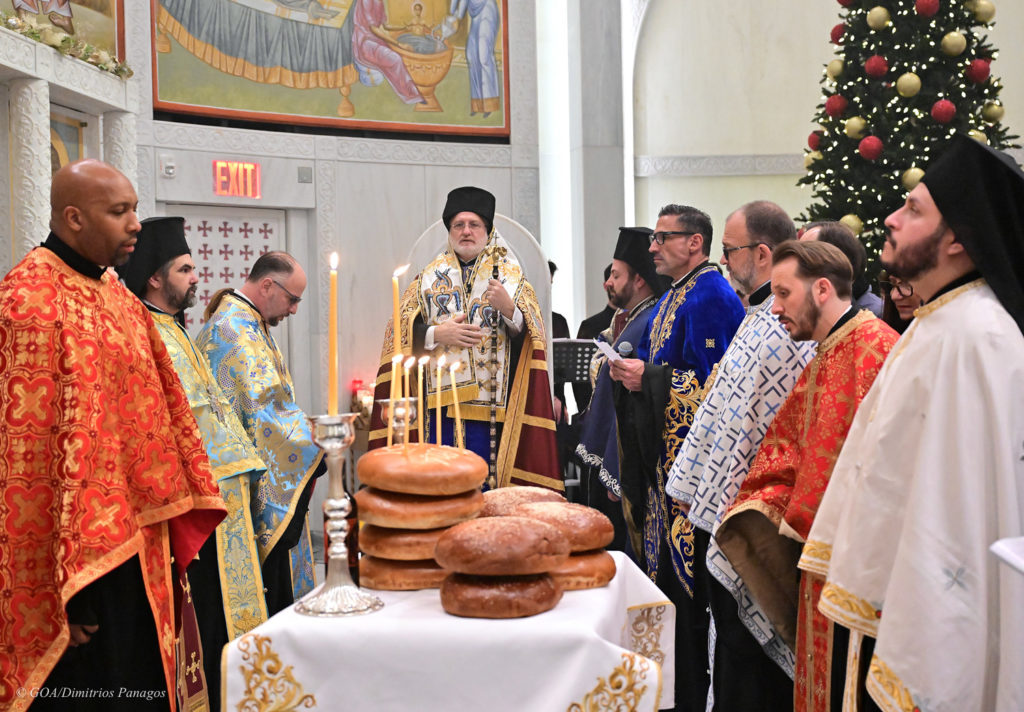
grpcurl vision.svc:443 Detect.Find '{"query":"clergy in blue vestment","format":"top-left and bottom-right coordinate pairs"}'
top-left (666, 201), bottom-right (814, 711)
top-left (610, 204), bottom-right (745, 712)
top-left (576, 226), bottom-right (666, 557)
top-left (198, 253), bottom-right (325, 615)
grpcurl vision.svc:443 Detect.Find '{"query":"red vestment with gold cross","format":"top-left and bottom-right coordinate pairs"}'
top-left (717, 311), bottom-right (898, 712)
top-left (0, 248), bottom-right (225, 711)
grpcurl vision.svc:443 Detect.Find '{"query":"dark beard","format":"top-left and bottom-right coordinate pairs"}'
top-left (787, 289), bottom-right (821, 342)
top-left (881, 222), bottom-right (945, 281)
top-left (167, 286), bottom-right (197, 313)
top-left (609, 283), bottom-right (635, 310)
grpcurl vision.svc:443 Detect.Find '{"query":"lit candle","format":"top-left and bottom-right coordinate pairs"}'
top-left (387, 353), bottom-right (403, 447)
top-left (403, 356), bottom-right (415, 451)
top-left (392, 264), bottom-right (410, 359)
top-left (435, 354), bottom-right (447, 445)
top-left (449, 361), bottom-right (464, 450)
top-left (328, 252), bottom-right (339, 416)
top-left (417, 355), bottom-right (429, 444)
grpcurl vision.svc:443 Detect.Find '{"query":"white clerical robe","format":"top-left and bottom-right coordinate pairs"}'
top-left (800, 280), bottom-right (1024, 712)
top-left (666, 296), bottom-right (814, 673)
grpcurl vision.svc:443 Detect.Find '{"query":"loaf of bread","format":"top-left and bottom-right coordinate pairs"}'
top-left (440, 573), bottom-right (563, 618)
top-left (549, 549), bottom-right (617, 590)
top-left (357, 444), bottom-right (487, 495)
top-left (359, 555), bottom-right (447, 590)
top-left (434, 516), bottom-right (570, 575)
top-left (359, 525), bottom-right (447, 561)
top-left (512, 501), bottom-right (615, 552)
top-left (355, 487), bottom-right (483, 529)
top-left (480, 485), bottom-right (566, 517)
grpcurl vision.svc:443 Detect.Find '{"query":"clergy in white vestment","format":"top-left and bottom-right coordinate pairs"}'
top-left (799, 133), bottom-right (1024, 712)
top-left (665, 201), bottom-right (813, 711)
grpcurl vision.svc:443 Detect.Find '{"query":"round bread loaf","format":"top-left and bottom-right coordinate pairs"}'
top-left (549, 549), bottom-right (617, 590)
top-left (480, 485), bottom-right (566, 517)
top-left (355, 487), bottom-right (483, 529)
top-left (360, 555), bottom-right (447, 590)
top-left (512, 501), bottom-right (615, 552)
top-left (440, 573), bottom-right (563, 618)
top-left (434, 516), bottom-right (570, 575)
top-left (357, 444), bottom-right (487, 495)
top-left (360, 525), bottom-right (448, 560)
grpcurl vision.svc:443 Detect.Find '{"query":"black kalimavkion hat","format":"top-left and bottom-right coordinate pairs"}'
top-left (116, 216), bottom-right (190, 299)
top-left (921, 133), bottom-right (1024, 335)
top-left (442, 186), bottom-right (496, 235)
top-left (613, 226), bottom-right (667, 297)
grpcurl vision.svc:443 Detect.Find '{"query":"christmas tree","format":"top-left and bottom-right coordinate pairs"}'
top-left (799, 0), bottom-right (1018, 273)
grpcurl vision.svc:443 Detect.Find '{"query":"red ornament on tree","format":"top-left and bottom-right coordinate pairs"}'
top-left (915, 0), bottom-right (939, 17)
top-left (930, 99), bottom-right (957, 123)
top-left (831, 23), bottom-right (846, 44)
top-left (859, 136), bottom-right (883, 161)
top-left (808, 131), bottom-right (823, 150)
top-left (865, 55), bottom-right (889, 78)
top-left (825, 95), bottom-right (849, 117)
top-left (966, 59), bottom-right (991, 83)
top-left (837, 0), bottom-right (855, 5)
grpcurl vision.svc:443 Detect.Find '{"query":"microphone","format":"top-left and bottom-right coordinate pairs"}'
top-left (616, 341), bottom-right (635, 359)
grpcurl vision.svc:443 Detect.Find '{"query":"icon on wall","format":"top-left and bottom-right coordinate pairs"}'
top-left (151, 0), bottom-right (509, 137)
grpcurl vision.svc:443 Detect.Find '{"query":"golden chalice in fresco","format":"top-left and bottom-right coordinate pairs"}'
top-left (388, 31), bottom-right (453, 112)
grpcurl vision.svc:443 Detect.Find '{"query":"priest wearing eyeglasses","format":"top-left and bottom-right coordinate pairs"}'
top-left (197, 251), bottom-right (326, 614)
top-left (610, 203), bottom-right (745, 712)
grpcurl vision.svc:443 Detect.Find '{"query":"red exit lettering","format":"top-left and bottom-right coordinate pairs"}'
top-left (212, 160), bottom-right (262, 199)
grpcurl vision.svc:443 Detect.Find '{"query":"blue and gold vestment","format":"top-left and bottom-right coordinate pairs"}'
top-left (198, 291), bottom-right (323, 601)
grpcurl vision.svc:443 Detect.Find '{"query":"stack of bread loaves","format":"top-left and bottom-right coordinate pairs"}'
top-left (433, 489), bottom-right (618, 618)
top-left (355, 443), bottom-right (487, 590)
top-left (434, 515), bottom-right (570, 618)
top-left (511, 501), bottom-right (617, 590)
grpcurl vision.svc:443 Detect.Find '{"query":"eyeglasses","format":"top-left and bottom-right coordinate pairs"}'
top-left (649, 231), bottom-right (697, 245)
top-left (271, 279), bottom-right (302, 305)
top-left (722, 243), bottom-right (762, 257)
top-left (879, 279), bottom-right (914, 299)
top-left (450, 220), bottom-right (486, 232)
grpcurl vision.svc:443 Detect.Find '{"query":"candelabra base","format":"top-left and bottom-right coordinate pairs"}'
top-left (294, 582), bottom-right (385, 617)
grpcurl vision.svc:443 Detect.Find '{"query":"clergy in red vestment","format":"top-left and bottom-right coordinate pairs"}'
top-left (716, 240), bottom-right (898, 712)
top-left (0, 160), bottom-right (225, 711)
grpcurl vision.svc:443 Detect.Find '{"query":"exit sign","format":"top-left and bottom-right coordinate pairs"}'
top-left (212, 160), bottom-right (261, 199)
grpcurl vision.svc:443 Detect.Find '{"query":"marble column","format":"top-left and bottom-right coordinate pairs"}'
top-left (103, 110), bottom-right (138, 188)
top-left (9, 77), bottom-right (51, 261)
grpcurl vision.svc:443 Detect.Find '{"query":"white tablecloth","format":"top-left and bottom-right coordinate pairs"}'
top-left (223, 552), bottom-right (675, 711)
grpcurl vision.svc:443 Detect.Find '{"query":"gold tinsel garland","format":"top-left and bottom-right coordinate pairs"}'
top-left (0, 11), bottom-right (133, 79)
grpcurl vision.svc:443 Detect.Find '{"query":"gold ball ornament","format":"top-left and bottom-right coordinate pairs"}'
top-left (840, 214), bottom-right (864, 235)
top-left (973, 0), bottom-right (996, 23)
top-left (968, 129), bottom-right (989, 144)
top-left (826, 59), bottom-right (845, 80)
top-left (804, 151), bottom-right (824, 168)
top-left (901, 167), bottom-right (925, 191)
top-left (845, 116), bottom-right (867, 139)
top-left (941, 31), bottom-right (967, 56)
top-left (982, 101), bottom-right (1005, 122)
top-left (896, 72), bottom-right (922, 97)
top-left (867, 6), bottom-right (891, 30)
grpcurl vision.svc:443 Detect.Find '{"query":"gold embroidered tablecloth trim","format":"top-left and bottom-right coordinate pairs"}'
top-left (568, 652), bottom-right (651, 712)
top-left (627, 604), bottom-right (668, 666)
top-left (235, 632), bottom-right (316, 712)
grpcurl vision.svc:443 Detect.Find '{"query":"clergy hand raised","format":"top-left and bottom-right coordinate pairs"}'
top-left (609, 358), bottom-right (645, 392)
top-left (484, 279), bottom-right (515, 320)
top-left (435, 313), bottom-right (484, 348)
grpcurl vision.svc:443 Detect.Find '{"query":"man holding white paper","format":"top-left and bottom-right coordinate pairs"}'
top-left (576, 226), bottom-right (665, 556)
